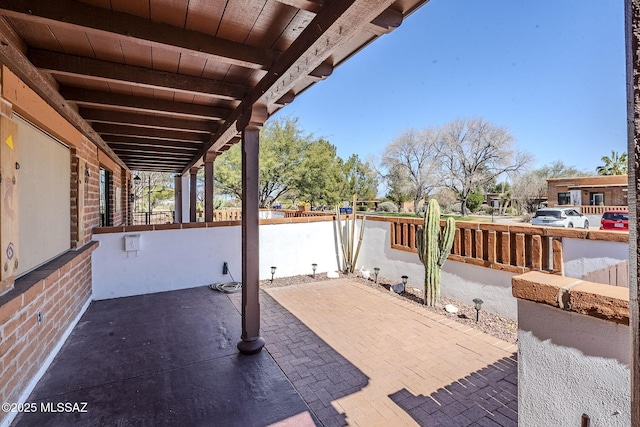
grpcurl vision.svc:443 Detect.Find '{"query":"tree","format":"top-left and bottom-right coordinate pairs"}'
top-left (382, 163), bottom-right (413, 211)
top-left (131, 171), bottom-right (174, 212)
top-left (511, 161), bottom-right (588, 214)
top-left (381, 128), bottom-right (440, 214)
top-left (538, 160), bottom-right (589, 178)
top-left (215, 117), bottom-right (315, 208)
top-left (436, 117), bottom-right (533, 216)
top-left (214, 116), bottom-right (375, 209)
top-left (294, 139), bottom-right (342, 208)
top-left (338, 154), bottom-right (378, 203)
top-left (596, 150), bottom-right (627, 175)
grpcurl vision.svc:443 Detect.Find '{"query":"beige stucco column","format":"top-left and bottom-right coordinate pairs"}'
top-left (204, 152), bottom-right (215, 222)
top-left (189, 167), bottom-right (198, 222)
top-left (236, 105), bottom-right (267, 355)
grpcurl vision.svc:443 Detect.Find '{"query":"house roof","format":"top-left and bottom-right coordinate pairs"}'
top-left (0, 0), bottom-right (429, 174)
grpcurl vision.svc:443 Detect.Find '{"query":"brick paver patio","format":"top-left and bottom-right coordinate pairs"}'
top-left (254, 279), bottom-right (518, 426)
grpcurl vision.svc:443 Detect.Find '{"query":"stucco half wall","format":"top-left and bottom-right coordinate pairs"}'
top-left (91, 221), bottom-right (341, 300)
top-left (517, 299), bottom-right (630, 426)
top-left (358, 219), bottom-right (518, 320)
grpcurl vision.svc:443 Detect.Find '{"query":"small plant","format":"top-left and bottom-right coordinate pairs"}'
top-left (377, 201), bottom-right (398, 212)
top-left (416, 199), bottom-right (456, 306)
top-left (335, 195), bottom-right (365, 273)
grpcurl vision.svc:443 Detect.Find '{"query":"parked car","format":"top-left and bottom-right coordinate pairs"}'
top-left (531, 208), bottom-right (589, 229)
top-left (600, 210), bottom-right (629, 231)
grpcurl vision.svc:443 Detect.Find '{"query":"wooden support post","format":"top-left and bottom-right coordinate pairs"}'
top-left (189, 167), bottom-right (198, 222)
top-left (174, 175), bottom-right (183, 223)
top-left (236, 105), bottom-right (267, 356)
top-left (204, 152), bottom-right (215, 222)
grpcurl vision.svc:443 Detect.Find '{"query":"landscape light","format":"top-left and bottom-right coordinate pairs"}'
top-left (312, 263), bottom-right (317, 278)
top-left (401, 275), bottom-right (408, 293)
top-left (373, 267), bottom-right (380, 283)
top-left (473, 298), bottom-right (484, 323)
top-left (270, 266), bottom-right (277, 283)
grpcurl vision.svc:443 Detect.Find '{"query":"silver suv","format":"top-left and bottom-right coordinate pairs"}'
top-left (531, 208), bottom-right (589, 229)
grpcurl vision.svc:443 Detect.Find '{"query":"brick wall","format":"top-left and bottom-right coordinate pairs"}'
top-left (0, 66), bottom-right (112, 424)
top-left (547, 175), bottom-right (627, 207)
top-left (0, 244), bottom-right (97, 425)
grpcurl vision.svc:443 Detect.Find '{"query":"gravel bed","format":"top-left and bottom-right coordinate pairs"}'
top-left (261, 272), bottom-right (517, 345)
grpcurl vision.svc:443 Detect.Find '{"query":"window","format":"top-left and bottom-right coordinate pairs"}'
top-left (16, 116), bottom-right (70, 277)
top-left (590, 192), bottom-right (605, 206)
top-left (99, 168), bottom-right (112, 227)
top-left (558, 192), bottom-right (571, 205)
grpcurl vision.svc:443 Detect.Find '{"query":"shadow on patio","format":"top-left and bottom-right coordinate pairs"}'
top-left (12, 279), bottom-right (517, 426)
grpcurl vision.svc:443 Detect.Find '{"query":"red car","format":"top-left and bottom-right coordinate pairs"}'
top-left (600, 210), bottom-right (629, 231)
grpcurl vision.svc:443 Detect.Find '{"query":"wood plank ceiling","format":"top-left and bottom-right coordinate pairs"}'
top-left (0, 0), bottom-right (429, 174)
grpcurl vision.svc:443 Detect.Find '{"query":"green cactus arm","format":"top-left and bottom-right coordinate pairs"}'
top-left (416, 227), bottom-right (425, 264)
top-left (437, 217), bottom-right (456, 267)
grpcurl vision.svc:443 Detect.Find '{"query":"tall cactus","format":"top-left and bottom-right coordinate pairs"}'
top-left (416, 199), bottom-right (456, 306)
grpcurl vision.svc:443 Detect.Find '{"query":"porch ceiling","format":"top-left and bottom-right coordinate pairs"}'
top-left (0, 0), bottom-right (429, 174)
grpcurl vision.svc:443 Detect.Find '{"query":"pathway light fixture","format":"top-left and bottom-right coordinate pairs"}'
top-left (312, 263), bottom-right (317, 278)
top-left (270, 266), bottom-right (277, 283)
top-left (373, 267), bottom-right (380, 283)
top-left (473, 298), bottom-right (484, 323)
top-left (401, 275), bottom-right (408, 293)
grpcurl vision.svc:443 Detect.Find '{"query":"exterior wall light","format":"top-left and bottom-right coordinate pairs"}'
top-left (311, 263), bottom-right (317, 278)
top-left (373, 267), bottom-right (380, 283)
top-left (473, 298), bottom-right (484, 322)
top-left (270, 266), bottom-right (277, 283)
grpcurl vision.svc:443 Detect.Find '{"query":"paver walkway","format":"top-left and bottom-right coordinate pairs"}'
top-left (258, 279), bottom-right (518, 426)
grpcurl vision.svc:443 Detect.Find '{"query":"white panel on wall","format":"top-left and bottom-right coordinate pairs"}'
top-left (16, 116), bottom-right (70, 276)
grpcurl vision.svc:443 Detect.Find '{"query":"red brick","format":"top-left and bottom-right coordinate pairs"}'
top-left (0, 296), bottom-right (22, 324)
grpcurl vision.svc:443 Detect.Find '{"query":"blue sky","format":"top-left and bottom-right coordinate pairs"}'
top-left (273, 0), bottom-right (627, 175)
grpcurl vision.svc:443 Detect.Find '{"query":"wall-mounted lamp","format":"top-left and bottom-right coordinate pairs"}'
top-left (373, 267), bottom-right (380, 283)
top-left (311, 263), bottom-right (317, 279)
top-left (473, 298), bottom-right (484, 323)
top-left (270, 266), bottom-right (277, 283)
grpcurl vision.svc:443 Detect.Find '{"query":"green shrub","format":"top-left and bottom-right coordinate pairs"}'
top-left (465, 192), bottom-right (485, 212)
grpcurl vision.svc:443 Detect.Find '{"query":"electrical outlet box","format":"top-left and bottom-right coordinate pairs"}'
top-left (124, 234), bottom-right (141, 252)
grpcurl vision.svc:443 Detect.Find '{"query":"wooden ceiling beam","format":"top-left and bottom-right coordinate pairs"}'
top-left (274, 1), bottom-right (402, 34)
top-left (0, 18), bottom-right (127, 170)
top-left (276, 0), bottom-right (324, 13)
top-left (188, 0), bottom-right (398, 172)
top-left (109, 144), bottom-right (198, 155)
top-left (116, 151), bottom-right (194, 160)
top-left (0, 0), bottom-right (279, 70)
top-left (370, 8), bottom-right (403, 34)
top-left (28, 49), bottom-right (248, 101)
top-left (102, 135), bottom-right (202, 150)
top-left (60, 87), bottom-right (230, 120)
top-left (93, 123), bottom-right (207, 143)
top-left (79, 109), bottom-right (216, 133)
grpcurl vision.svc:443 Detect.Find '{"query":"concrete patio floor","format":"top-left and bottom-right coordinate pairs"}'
top-left (11, 279), bottom-right (517, 427)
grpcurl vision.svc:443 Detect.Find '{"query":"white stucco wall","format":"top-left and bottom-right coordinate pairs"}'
top-left (518, 300), bottom-right (630, 426)
top-left (563, 238), bottom-right (628, 279)
top-left (92, 221), bottom-right (341, 300)
top-left (358, 220), bottom-right (518, 319)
